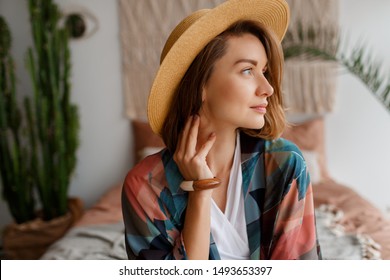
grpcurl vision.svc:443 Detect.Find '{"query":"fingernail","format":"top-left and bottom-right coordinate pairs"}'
top-left (193, 115), bottom-right (199, 120)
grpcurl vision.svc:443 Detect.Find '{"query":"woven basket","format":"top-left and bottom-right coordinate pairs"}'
top-left (2, 197), bottom-right (83, 260)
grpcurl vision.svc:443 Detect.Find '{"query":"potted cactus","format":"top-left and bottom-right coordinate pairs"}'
top-left (0, 0), bottom-right (82, 259)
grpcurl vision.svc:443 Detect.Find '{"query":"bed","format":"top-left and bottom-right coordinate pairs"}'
top-left (40, 119), bottom-right (390, 260)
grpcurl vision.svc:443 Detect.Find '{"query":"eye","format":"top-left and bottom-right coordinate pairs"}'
top-left (59, 6), bottom-right (99, 40)
top-left (242, 68), bottom-right (253, 75)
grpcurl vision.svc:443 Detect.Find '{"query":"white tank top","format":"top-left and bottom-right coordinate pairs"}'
top-left (210, 133), bottom-right (250, 259)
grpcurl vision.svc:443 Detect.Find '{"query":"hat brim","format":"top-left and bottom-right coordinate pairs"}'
top-left (148, 0), bottom-right (290, 135)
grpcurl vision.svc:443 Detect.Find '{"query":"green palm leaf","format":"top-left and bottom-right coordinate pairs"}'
top-left (283, 38), bottom-right (390, 113)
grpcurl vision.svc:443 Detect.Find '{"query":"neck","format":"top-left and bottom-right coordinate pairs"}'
top-left (197, 125), bottom-right (237, 177)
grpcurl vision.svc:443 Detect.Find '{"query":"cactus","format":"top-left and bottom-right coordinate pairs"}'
top-left (0, 16), bottom-right (36, 223)
top-left (0, 0), bottom-right (79, 223)
top-left (25, 0), bottom-right (79, 220)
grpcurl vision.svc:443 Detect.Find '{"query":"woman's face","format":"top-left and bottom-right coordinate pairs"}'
top-left (201, 33), bottom-right (273, 131)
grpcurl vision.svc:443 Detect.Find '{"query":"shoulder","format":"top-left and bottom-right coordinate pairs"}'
top-left (240, 132), bottom-right (302, 158)
top-left (240, 133), bottom-right (305, 174)
top-left (123, 149), bottom-right (166, 189)
top-left (263, 138), bottom-right (310, 201)
top-left (264, 138), bottom-right (307, 177)
top-left (122, 149), bottom-right (175, 225)
top-left (265, 137), bottom-right (303, 157)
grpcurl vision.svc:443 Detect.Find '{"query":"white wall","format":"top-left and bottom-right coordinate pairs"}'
top-left (326, 0), bottom-right (390, 213)
top-left (0, 0), bottom-right (389, 236)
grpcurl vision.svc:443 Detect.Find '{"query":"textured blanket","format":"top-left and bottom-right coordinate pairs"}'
top-left (315, 205), bottom-right (381, 260)
top-left (41, 205), bottom-right (381, 260)
top-left (40, 222), bottom-right (128, 260)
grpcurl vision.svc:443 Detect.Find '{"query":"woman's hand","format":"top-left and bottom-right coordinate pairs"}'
top-left (173, 115), bottom-right (216, 181)
top-left (175, 115), bottom-right (216, 259)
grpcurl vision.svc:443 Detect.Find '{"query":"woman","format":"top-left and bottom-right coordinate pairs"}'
top-left (122, 0), bottom-right (321, 260)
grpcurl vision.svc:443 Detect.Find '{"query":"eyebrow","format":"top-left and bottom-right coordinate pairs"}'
top-left (234, 58), bottom-right (258, 66)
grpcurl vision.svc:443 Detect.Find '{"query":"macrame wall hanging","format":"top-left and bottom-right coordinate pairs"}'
top-left (283, 0), bottom-right (339, 117)
top-left (118, 0), bottom-right (224, 119)
top-left (118, 0), bottom-right (339, 120)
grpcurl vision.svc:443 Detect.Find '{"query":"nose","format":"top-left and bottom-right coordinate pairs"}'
top-left (255, 74), bottom-right (274, 97)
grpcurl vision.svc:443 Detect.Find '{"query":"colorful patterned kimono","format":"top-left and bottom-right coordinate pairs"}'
top-left (122, 132), bottom-right (322, 259)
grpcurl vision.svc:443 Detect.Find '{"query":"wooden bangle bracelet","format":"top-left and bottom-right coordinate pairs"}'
top-left (180, 178), bottom-right (221, 191)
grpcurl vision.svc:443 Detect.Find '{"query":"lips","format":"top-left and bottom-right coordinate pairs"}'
top-left (250, 103), bottom-right (267, 114)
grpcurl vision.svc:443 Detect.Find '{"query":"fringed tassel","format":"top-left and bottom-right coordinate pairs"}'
top-left (283, 60), bottom-right (338, 114)
top-left (284, 0), bottom-right (339, 52)
top-left (317, 204), bottom-right (345, 236)
top-left (357, 234), bottom-right (382, 260)
top-left (283, 0), bottom-right (339, 115)
top-left (317, 204), bottom-right (382, 260)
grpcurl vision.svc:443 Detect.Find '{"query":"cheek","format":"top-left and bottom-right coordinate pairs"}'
top-left (205, 87), bottom-right (248, 121)
top-left (207, 78), bottom-right (244, 105)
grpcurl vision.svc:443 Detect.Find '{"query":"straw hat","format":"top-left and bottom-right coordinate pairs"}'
top-left (147, 0), bottom-right (290, 135)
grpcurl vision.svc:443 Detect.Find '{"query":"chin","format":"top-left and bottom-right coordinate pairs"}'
top-left (242, 120), bottom-right (265, 130)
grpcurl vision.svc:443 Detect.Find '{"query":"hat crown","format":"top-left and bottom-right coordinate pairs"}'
top-left (160, 9), bottom-right (209, 64)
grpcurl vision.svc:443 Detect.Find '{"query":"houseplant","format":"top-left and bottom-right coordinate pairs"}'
top-left (282, 0), bottom-right (390, 114)
top-left (283, 35), bottom-right (390, 114)
top-left (0, 0), bottom-right (82, 259)
top-left (0, 16), bottom-right (36, 224)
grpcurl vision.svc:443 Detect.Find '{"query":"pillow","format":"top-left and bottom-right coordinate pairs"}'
top-left (132, 119), bottom-right (165, 162)
top-left (282, 117), bottom-right (330, 182)
top-left (300, 149), bottom-right (321, 184)
top-left (138, 146), bottom-right (164, 161)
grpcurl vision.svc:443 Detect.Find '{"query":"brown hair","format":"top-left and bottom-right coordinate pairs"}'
top-left (162, 20), bottom-right (286, 152)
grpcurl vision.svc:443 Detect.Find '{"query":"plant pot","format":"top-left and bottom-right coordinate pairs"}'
top-left (2, 197), bottom-right (83, 260)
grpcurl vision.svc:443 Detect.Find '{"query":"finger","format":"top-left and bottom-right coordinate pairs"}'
top-left (174, 133), bottom-right (182, 161)
top-left (197, 132), bottom-right (216, 159)
top-left (176, 115), bottom-right (193, 157)
top-left (186, 115), bottom-right (200, 156)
